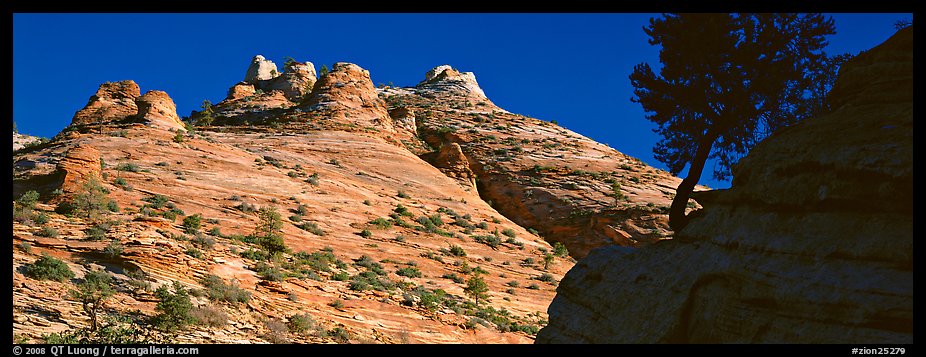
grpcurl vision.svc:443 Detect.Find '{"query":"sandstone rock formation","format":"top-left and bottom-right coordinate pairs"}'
top-left (421, 142), bottom-right (477, 188)
top-left (301, 62), bottom-right (393, 132)
top-left (418, 65), bottom-right (487, 99)
top-left (15, 55), bottom-right (712, 344)
top-left (388, 107), bottom-right (416, 133)
top-left (135, 91), bottom-right (186, 131)
top-left (55, 144), bottom-right (101, 194)
top-left (13, 132), bottom-right (44, 151)
top-left (226, 83), bottom-right (257, 101)
top-left (384, 65), bottom-right (697, 258)
top-left (536, 27), bottom-right (913, 344)
top-left (70, 80), bottom-right (141, 127)
top-left (264, 60), bottom-right (317, 100)
top-left (244, 55), bottom-right (280, 82)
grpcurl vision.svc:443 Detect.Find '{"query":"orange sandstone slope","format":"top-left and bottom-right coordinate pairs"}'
top-left (12, 57), bottom-right (692, 344)
top-left (383, 66), bottom-right (707, 258)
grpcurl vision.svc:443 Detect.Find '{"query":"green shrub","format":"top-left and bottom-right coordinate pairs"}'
top-left (328, 327), bottom-right (350, 343)
top-left (397, 190), bottom-right (410, 199)
top-left (191, 305), bottom-right (227, 327)
top-left (116, 163), bottom-right (141, 172)
top-left (103, 240), bottom-right (123, 260)
top-left (182, 214), bottom-right (202, 234)
top-left (236, 202), bottom-right (258, 213)
top-left (24, 254), bottom-right (73, 281)
top-left (473, 234), bottom-right (500, 249)
top-left (153, 281), bottom-right (193, 331)
top-left (501, 228), bottom-right (516, 238)
top-left (69, 269), bottom-right (115, 330)
top-left (256, 262), bottom-right (284, 281)
top-left (369, 217), bottom-right (392, 229)
top-left (191, 234), bottom-right (215, 250)
top-left (184, 248), bottom-right (203, 259)
top-left (464, 273), bottom-right (489, 305)
top-left (325, 269), bottom-right (347, 280)
top-left (359, 229), bottom-right (372, 238)
top-left (393, 204), bottom-right (412, 216)
top-left (17, 241), bottom-right (32, 254)
top-left (200, 274), bottom-right (250, 305)
top-left (296, 221), bottom-right (326, 236)
top-left (208, 226), bottom-right (223, 237)
top-left (113, 177), bottom-right (133, 191)
top-left (36, 226), bottom-right (58, 238)
top-left (17, 190), bottom-right (40, 209)
top-left (256, 206), bottom-right (287, 257)
top-left (535, 273), bottom-right (556, 283)
top-left (553, 242), bottom-right (569, 257)
top-left (328, 299), bottom-right (344, 309)
top-left (287, 313), bottom-right (316, 334)
top-left (396, 267), bottom-right (422, 278)
top-left (84, 222), bottom-right (111, 241)
top-left (442, 273), bottom-right (464, 284)
top-left (449, 245), bottom-right (467, 257)
top-left (143, 194), bottom-right (170, 209)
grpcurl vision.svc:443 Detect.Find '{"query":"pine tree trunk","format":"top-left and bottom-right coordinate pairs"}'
top-left (668, 132), bottom-right (716, 232)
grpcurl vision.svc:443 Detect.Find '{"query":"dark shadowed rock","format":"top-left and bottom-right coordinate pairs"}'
top-left (536, 27), bottom-right (912, 344)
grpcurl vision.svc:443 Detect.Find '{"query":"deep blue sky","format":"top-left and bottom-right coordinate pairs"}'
top-left (13, 13), bottom-right (910, 189)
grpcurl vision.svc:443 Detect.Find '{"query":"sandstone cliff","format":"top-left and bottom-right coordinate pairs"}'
top-left (68, 80), bottom-right (185, 132)
top-left (385, 66), bottom-right (704, 258)
top-left (536, 27), bottom-right (913, 344)
top-left (14, 54), bottom-right (704, 344)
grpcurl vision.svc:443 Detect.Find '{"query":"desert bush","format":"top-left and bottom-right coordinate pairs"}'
top-left (153, 281), bottom-right (193, 331)
top-left (369, 217), bottom-right (392, 229)
top-left (442, 273), bottom-right (465, 284)
top-left (36, 226), bottom-right (58, 238)
top-left (103, 240), bottom-right (124, 260)
top-left (200, 274), bottom-right (250, 305)
top-left (396, 267), bottom-right (422, 278)
top-left (69, 269), bottom-right (115, 331)
top-left (17, 190), bottom-right (40, 209)
top-left (190, 304), bottom-right (227, 327)
top-left (449, 245), bottom-right (467, 257)
top-left (191, 234), bottom-right (215, 250)
top-left (182, 214), bottom-right (202, 234)
top-left (553, 242), bottom-right (569, 257)
top-left (24, 254), bottom-right (74, 282)
top-left (116, 163), bottom-right (141, 172)
top-left (263, 318), bottom-right (290, 344)
top-left (296, 221), bottom-right (326, 236)
top-left (287, 313), bottom-right (316, 334)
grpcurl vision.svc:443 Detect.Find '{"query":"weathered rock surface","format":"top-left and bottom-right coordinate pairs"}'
top-left (55, 144), bottom-right (101, 194)
top-left (244, 55), bottom-right (280, 82)
top-left (388, 107), bottom-right (416, 133)
top-left (226, 83), bottom-right (257, 101)
top-left (264, 60), bottom-right (317, 101)
top-left (135, 90), bottom-right (186, 131)
top-left (13, 132), bottom-right (44, 151)
top-left (418, 65), bottom-right (487, 99)
top-left (420, 142), bottom-right (476, 188)
top-left (70, 80), bottom-right (141, 127)
top-left (301, 62), bottom-right (393, 132)
top-left (536, 27), bottom-right (913, 344)
top-left (385, 65), bottom-right (698, 258)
